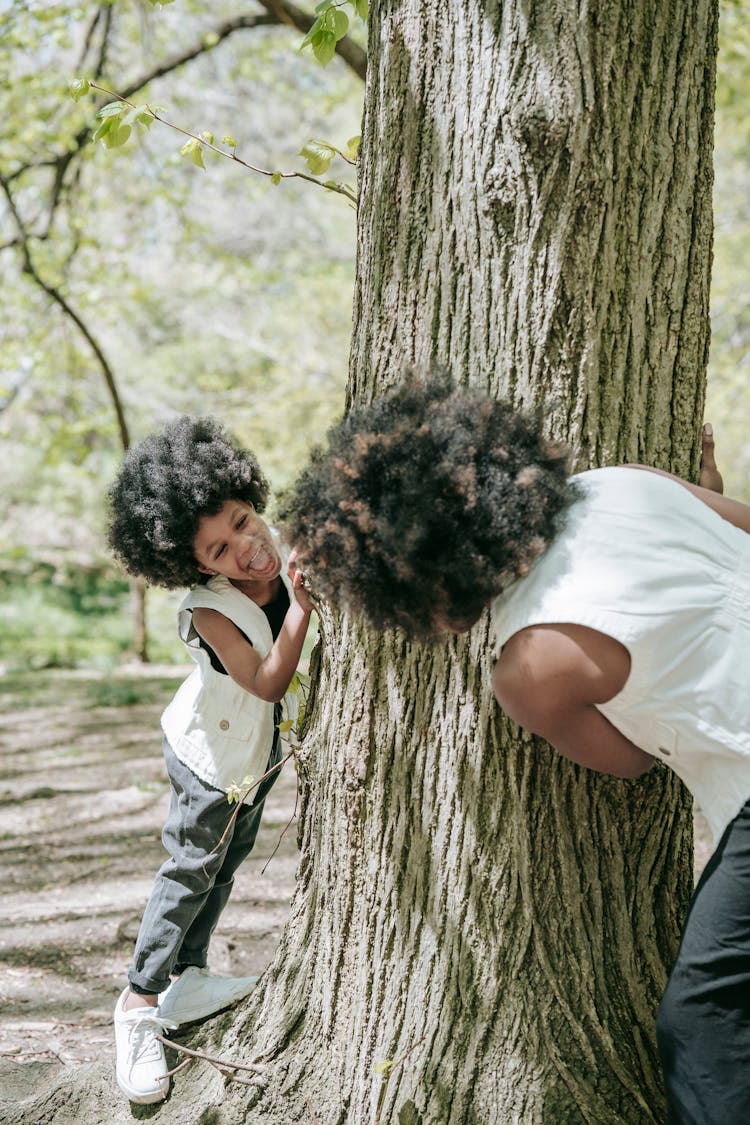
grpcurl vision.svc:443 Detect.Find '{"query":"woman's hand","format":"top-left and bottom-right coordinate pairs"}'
top-left (699, 423), bottom-right (723, 494)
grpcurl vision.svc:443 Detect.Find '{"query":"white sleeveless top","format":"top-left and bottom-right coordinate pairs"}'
top-left (161, 565), bottom-right (297, 796)
top-left (489, 467), bottom-right (750, 844)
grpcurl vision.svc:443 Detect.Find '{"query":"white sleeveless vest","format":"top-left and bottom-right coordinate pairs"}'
top-left (490, 467), bottom-right (750, 844)
top-left (161, 566), bottom-right (296, 795)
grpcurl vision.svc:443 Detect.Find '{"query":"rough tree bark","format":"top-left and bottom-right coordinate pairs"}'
top-left (23, 1), bottom-right (718, 1122)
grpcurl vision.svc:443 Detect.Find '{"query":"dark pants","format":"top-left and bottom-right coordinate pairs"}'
top-left (128, 733), bottom-right (281, 996)
top-left (657, 797), bottom-right (750, 1123)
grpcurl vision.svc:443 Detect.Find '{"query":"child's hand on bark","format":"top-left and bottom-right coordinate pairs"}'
top-left (287, 549), bottom-right (315, 614)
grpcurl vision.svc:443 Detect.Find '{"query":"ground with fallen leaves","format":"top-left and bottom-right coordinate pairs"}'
top-left (0, 667), bottom-right (299, 1121)
top-left (0, 667), bottom-right (713, 1123)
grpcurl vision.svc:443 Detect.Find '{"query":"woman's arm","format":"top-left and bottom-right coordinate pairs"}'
top-left (492, 623), bottom-right (654, 778)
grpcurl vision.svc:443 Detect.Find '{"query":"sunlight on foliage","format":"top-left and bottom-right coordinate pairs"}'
top-left (706, 0), bottom-right (750, 500)
top-left (2, 0), bottom-right (749, 674)
top-left (300, 0), bottom-right (368, 67)
top-left (0, 1), bottom-right (362, 670)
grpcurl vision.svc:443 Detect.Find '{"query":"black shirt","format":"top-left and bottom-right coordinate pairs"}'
top-left (198, 583), bottom-right (290, 674)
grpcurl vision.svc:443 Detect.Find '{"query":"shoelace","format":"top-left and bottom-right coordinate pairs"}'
top-left (125, 1009), bottom-right (177, 1065)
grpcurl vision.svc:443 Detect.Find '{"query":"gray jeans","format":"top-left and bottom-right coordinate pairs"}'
top-left (128, 733), bottom-right (282, 995)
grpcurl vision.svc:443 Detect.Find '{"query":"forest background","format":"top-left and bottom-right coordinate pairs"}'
top-left (1, 0), bottom-right (749, 1115)
top-left (1, 0), bottom-right (366, 674)
top-left (0, 0), bottom-right (749, 675)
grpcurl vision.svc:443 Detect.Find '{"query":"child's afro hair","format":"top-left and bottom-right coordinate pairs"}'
top-left (107, 415), bottom-right (269, 589)
top-left (279, 378), bottom-right (578, 639)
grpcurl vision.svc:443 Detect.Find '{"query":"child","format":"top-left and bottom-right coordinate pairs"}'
top-left (280, 378), bottom-right (750, 1124)
top-left (107, 415), bottom-right (314, 1104)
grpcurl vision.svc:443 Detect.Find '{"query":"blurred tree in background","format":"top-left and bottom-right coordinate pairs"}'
top-left (0, 0), bottom-right (748, 673)
top-left (707, 0), bottom-right (750, 498)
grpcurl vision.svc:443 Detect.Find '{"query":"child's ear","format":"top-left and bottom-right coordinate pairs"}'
top-left (197, 564), bottom-right (216, 576)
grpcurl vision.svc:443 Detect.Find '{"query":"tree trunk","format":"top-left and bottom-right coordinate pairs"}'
top-left (22, 1), bottom-right (717, 1122)
top-left (131, 577), bottom-right (149, 664)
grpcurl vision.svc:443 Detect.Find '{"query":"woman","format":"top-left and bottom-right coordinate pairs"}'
top-left (281, 378), bottom-right (749, 1123)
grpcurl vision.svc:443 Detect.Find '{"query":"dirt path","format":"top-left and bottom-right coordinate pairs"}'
top-left (0, 668), bottom-right (713, 1122)
top-left (0, 668), bottom-right (299, 1119)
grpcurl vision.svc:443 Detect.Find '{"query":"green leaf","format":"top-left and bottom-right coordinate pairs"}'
top-left (314, 0), bottom-right (334, 11)
top-left (312, 30), bottom-right (337, 66)
top-left (278, 719), bottom-right (295, 732)
top-left (346, 134), bottom-right (361, 159)
top-left (102, 123), bottom-right (131, 149)
top-left (374, 1059), bottom-right (396, 1075)
top-left (69, 78), bottom-right (90, 102)
top-left (223, 135), bottom-right (237, 148)
top-left (299, 15), bottom-right (323, 50)
top-left (354, 0), bottom-right (369, 19)
top-left (330, 9), bottom-right (349, 39)
top-left (92, 117), bottom-right (114, 143)
top-left (201, 131), bottom-right (214, 145)
top-left (300, 139), bottom-right (337, 175)
top-left (180, 138), bottom-right (206, 169)
top-left (271, 171), bottom-right (282, 185)
top-left (122, 104), bottom-right (154, 129)
top-left (97, 101), bottom-right (127, 119)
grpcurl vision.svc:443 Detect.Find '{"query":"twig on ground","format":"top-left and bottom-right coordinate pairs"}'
top-left (157, 1034), bottom-right (267, 1086)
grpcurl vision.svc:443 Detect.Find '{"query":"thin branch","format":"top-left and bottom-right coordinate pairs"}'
top-left (87, 82), bottom-right (358, 205)
top-left (27, 4), bottom-right (113, 225)
top-left (204, 745), bottom-right (299, 871)
top-left (0, 171), bottom-right (130, 452)
top-left (89, 5), bottom-right (113, 82)
top-left (8, 12), bottom-right (277, 190)
top-left (8, 4), bottom-right (364, 235)
top-left (260, 767), bottom-right (300, 874)
top-left (76, 7), bottom-right (107, 72)
top-left (374, 1037), bottom-right (427, 1125)
top-left (0, 372), bottom-right (32, 414)
top-left (156, 1035), bottom-right (268, 1086)
top-left (119, 14), bottom-right (278, 98)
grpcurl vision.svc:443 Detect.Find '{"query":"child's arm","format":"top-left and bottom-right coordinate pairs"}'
top-left (191, 563), bottom-right (313, 703)
top-left (492, 623), bottom-right (654, 777)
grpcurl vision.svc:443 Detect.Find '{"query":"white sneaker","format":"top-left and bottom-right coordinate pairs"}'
top-left (114, 988), bottom-right (177, 1104)
top-left (158, 965), bottom-right (259, 1026)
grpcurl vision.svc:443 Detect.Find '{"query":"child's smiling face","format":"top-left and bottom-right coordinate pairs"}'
top-left (193, 500), bottom-right (282, 586)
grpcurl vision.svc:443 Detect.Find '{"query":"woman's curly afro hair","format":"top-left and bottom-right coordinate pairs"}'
top-left (279, 379), bottom-right (579, 639)
top-left (108, 415), bottom-right (269, 589)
